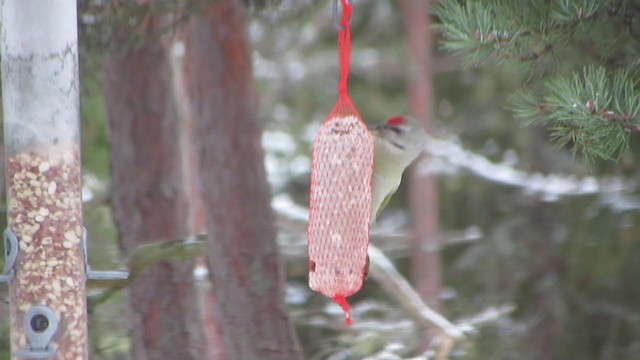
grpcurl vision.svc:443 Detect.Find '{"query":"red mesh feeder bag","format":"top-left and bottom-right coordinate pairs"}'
top-left (308, 0), bottom-right (373, 325)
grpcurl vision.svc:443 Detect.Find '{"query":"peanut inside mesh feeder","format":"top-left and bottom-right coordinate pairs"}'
top-left (308, 0), bottom-right (373, 325)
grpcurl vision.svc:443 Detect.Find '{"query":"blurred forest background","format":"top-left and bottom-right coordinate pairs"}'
top-left (1, 0), bottom-right (640, 359)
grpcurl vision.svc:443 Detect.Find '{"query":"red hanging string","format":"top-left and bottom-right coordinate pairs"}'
top-left (337, 0), bottom-right (352, 95)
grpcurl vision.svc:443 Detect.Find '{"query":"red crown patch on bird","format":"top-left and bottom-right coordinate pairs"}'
top-left (386, 116), bottom-right (406, 126)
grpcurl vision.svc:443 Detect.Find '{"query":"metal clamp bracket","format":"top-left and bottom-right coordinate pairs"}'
top-left (0, 229), bottom-right (19, 283)
top-left (82, 228), bottom-right (129, 281)
top-left (13, 305), bottom-right (58, 358)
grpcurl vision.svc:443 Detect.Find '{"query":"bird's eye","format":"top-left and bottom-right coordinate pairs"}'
top-left (389, 127), bottom-right (404, 134)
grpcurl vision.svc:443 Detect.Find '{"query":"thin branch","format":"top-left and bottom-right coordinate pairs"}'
top-left (455, 304), bottom-right (516, 331)
top-left (518, 44), bottom-right (553, 62)
top-left (367, 245), bottom-right (466, 339)
top-left (88, 219), bottom-right (467, 342)
top-left (419, 134), bottom-right (636, 198)
top-left (87, 235), bottom-right (207, 306)
top-left (598, 109), bottom-right (640, 132)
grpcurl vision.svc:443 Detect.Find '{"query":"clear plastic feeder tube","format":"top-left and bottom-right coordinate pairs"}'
top-left (1, 1), bottom-right (88, 358)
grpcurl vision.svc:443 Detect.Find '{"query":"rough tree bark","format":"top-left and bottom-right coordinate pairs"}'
top-left (183, 1), bottom-right (303, 359)
top-left (102, 15), bottom-right (208, 360)
top-left (399, 0), bottom-right (443, 312)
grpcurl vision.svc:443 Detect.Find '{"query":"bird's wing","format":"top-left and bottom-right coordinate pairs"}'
top-left (375, 191), bottom-right (394, 221)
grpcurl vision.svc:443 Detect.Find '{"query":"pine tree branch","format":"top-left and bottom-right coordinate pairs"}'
top-left (433, 1), bottom-right (601, 67)
top-left (511, 66), bottom-right (640, 161)
top-left (433, 1), bottom-right (640, 78)
top-left (434, 1), bottom-right (640, 161)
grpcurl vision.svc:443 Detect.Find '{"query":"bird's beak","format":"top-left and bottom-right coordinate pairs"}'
top-left (368, 124), bottom-right (386, 131)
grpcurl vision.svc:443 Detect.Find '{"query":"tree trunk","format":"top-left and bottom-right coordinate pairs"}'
top-left (168, 29), bottom-right (223, 358)
top-left (102, 15), bottom-right (207, 360)
top-left (399, 0), bottom-right (442, 311)
top-left (183, 1), bottom-right (303, 359)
